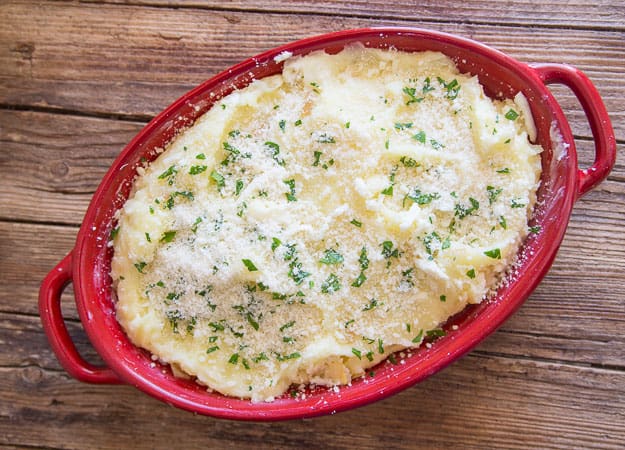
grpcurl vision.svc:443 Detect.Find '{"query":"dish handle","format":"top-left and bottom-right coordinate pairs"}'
top-left (39, 252), bottom-right (122, 384)
top-left (532, 63), bottom-right (616, 200)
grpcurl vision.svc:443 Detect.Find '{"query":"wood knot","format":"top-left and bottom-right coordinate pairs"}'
top-left (50, 160), bottom-right (69, 178)
top-left (21, 366), bottom-right (44, 385)
top-left (12, 41), bottom-right (35, 59)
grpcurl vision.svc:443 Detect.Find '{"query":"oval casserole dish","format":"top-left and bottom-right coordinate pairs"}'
top-left (39, 27), bottom-right (616, 421)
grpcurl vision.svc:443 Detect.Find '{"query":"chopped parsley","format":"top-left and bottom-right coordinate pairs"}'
top-left (505, 109), bottom-right (519, 120)
top-left (279, 321), bottom-right (295, 332)
top-left (265, 141), bottom-right (284, 166)
top-left (279, 119), bottom-right (286, 131)
top-left (404, 187), bottom-right (440, 206)
top-left (160, 230), bottom-right (176, 243)
top-left (411, 329), bottom-right (424, 344)
top-left (455, 197), bottom-right (480, 219)
top-left (484, 248), bottom-right (501, 259)
top-left (206, 346), bottom-right (219, 354)
top-left (157, 165), bottom-right (177, 185)
top-left (210, 170), bottom-right (225, 189)
top-left (487, 185), bottom-right (503, 204)
top-left (362, 298), bottom-right (379, 311)
top-left (394, 122), bottom-right (413, 130)
top-left (196, 153), bottom-right (206, 160)
top-left (529, 225), bottom-right (542, 234)
top-left (499, 215), bottom-right (507, 229)
top-left (134, 261), bottom-right (147, 273)
top-left (316, 133), bottom-right (335, 144)
top-left (351, 271), bottom-right (367, 287)
top-left (402, 86), bottom-right (424, 105)
top-left (271, 237), bottom-right (281, 251)
top-left (283, 179), bottom-right (297, 202)
top-left (189, 165), bottom-right (207, 175)
top-left (350, 218), bottom-right (362, 227)
top-left (319, 248), bottom-right (344, 265)
top-left (321, 273), bottom-right (341, 294)
top-left (352, 348), bottom-right (362, 359)
top-left (312, 151), bottom-right (322, 167)
top-left (497, 167), bottom-right (511, 174)
top-left (241, 259), bottom-right (258, 272)
top-left (511, 199), bottom-right (526, 208)
top-left (110, 226), bottom-right (120, 240)
top-left (427, 329), bottom-right (447, 338)
top-left (466, 268), bottom-right (476, 279)
top-left (412, 130), bottom-right (426, 143)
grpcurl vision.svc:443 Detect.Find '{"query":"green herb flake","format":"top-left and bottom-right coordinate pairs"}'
top-left (402, 86), bottom-right (424, 105)
top-left (363, 298), bottom-right (378, 311)
top-left (381, 185), bottom-right (394, 196)
top-left (440, 294), bottom-right (447, 302)
top-left (505, 109), bottom-right (519, 120)
top-left (466, 268), bottom-right (476, 279)
top-left (484, 248), bottom-right (501, 259)
top-left (499, 215), bottom-right (507, 229)
top-left (319, 248), bottom-right (344, 265)
top-left (511, 199), bottom-right (526, 208)
top-left (246, 313), bottom-right (259, 331)
top-left (242, 259), bottom-right (258, 272)
top-left (321, 273), bottom-right (341, 294)
top-left (316, 133), bottom-right (335, 144)
top-left (412, 130), bottom-right (426, 143)
top-left (206, 346), bottom-right (219, 354)
top-left (283, 179), bottom-right (297, 202)
top-left (497, 167), bottom-right (510, 174)
top-left (394, 122), bottom-right (413, 130)
top-left (196, 153), bottom-right (206, 160)
top-left (377, 338), bottom-right (385, 354)
top-left (265, 141), bottom-right (284, 166)
top-left (352, 348), bottom-right (362, 359)
top-left (210, 170), bottom-right (225, 189)
top-left (400, 155), bottom-right (419, 167)
top-left (228, 353), bottom-right (239, 365)
top-left (312, 151), bottom-right (322, 167)
top-left (110, 226), bottom-right (120, 240)
top-left (350, 218), bottom-right (362, 227)
top-left (157, 165), bottom-right (178, 185)
top-left (405, 187), bottom-right (440, 206)
top-left (280, 321), bottom-right (295, 332)
top-left (411, 329), bottom-right (424, 344)
top-left (145, 232), bottom-right (151, 242)
top-left (427, 329), bottom-right (447, 338)
top-left (351, 271), bottom-right (367, 287)
top-left (345, 121), bottom-right (350, 129)
top-left (529, 225), bottom-right (542, 234)
top-left (134, 261), bottom-right (147, 273)
top-left (455, 197), bottom-right (480, 219)
top-left (279, 119), bottom-right (286, 131)
top-left (359, 246), bottom-right (369, 270)
top-left (160, 230), bottom-right (177, 243)
top-left (271, 237), bottom-right (282, 252)
top-left (381, 241), bottom-right (400, 259)
top-left (487, 185), bottom-right (503, 205)
top-left (189, 165), bottom-right (207, 175)
top-left (294, 119), bottom-right (302, 126)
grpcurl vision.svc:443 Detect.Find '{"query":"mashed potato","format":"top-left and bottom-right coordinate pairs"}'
top-left (111, 45), bottom-right (542, 402)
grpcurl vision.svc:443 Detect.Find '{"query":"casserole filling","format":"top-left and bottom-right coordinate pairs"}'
top-left (111, 46), bottom-right (542, 401)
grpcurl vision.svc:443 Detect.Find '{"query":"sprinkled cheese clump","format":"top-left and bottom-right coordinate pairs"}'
top-left (111, 45), bottom-right (542, 402)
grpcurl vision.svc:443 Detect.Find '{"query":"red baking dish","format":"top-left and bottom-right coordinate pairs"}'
top-left (39, 27), bottom-right (615, 420)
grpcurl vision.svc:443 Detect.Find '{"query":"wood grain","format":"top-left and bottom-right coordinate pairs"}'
top-left (1, 1), bottom-right (623, 447)
top-left (1, 1), bottom-right (624, 139)
top-left (83, 0), bottom-right (625, 30)
top-left (1, 355), bottom-right (623, 449)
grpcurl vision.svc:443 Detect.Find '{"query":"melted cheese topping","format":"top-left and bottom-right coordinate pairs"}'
top-left (111, 46), bottom-right (542, 402)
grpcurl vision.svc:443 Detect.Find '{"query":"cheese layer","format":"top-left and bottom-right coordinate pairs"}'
top-left (111, 46), bottom-right (542, 402)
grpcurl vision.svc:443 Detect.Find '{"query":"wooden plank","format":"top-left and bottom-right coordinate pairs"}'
top-left (0, 355), bottom-right (623, 449)
top-left (0, 110), bottom-right (143, 225)
top-left (84, 0), bottom-right (625, 30)
top-left (1, 1), bottom-right (624, 139)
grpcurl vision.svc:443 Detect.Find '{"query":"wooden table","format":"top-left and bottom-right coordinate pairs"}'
top-left (1, 1), bottom-right (623, 448)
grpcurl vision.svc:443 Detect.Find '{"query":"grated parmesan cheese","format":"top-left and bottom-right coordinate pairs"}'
top-left (111, 45), bottom-right (542, 402)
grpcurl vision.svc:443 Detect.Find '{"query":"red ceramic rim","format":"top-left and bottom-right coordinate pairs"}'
top-left (71, 27), bottom-right (585, 420)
